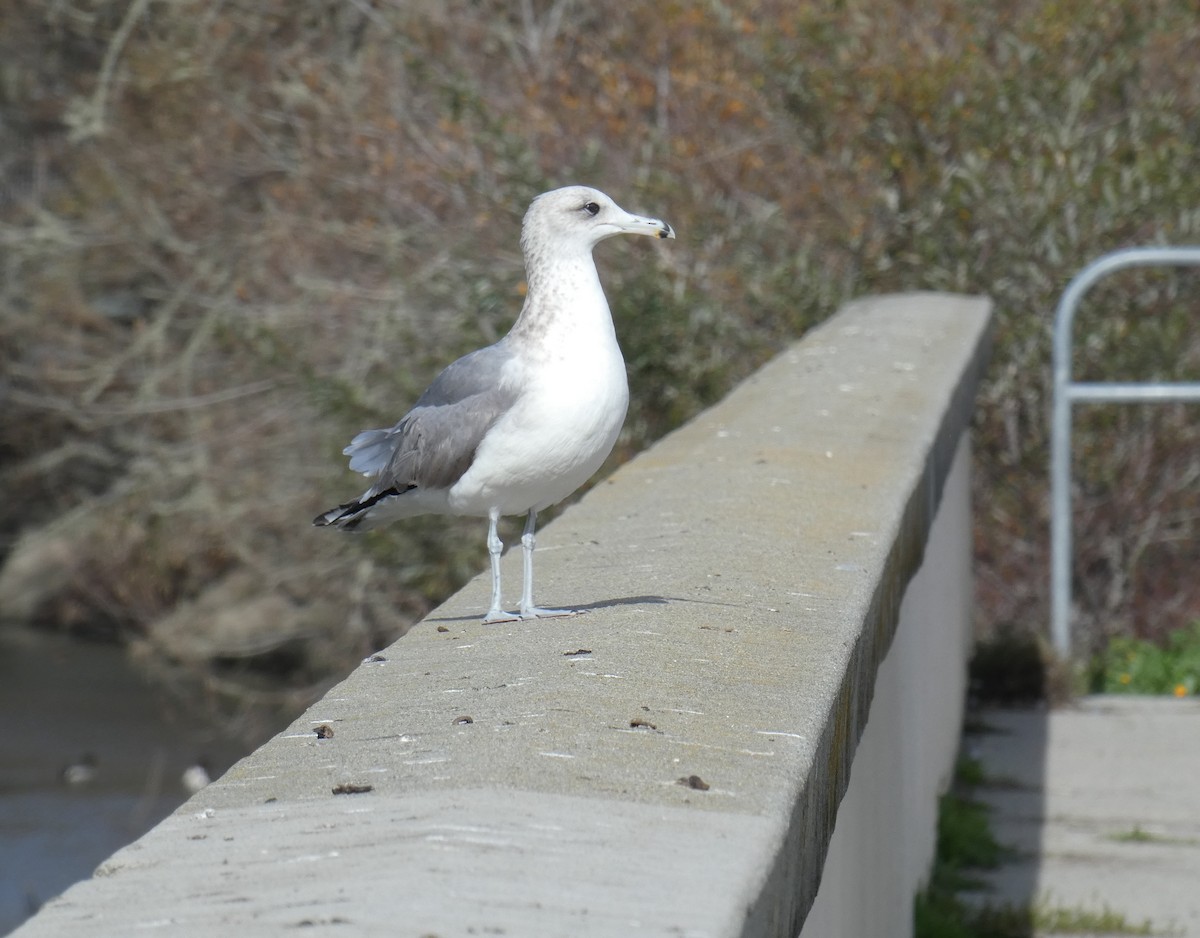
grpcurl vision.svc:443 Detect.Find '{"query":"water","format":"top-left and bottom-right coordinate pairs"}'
top-left (0, 628), bottom-right (257, 934)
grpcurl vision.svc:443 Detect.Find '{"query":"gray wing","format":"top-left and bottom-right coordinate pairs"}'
top-left (344, 340), bottom-right (520, 493)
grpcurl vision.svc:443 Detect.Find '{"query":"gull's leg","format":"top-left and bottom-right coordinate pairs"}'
top-left (483, 508), bottom-right (518, 623)
top-left (519, 509), bottom-right (577, 620)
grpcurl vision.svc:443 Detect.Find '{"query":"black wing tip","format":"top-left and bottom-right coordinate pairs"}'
top-left (312, 485), bottom-right (414, 531)
top-left (313, 503), bottom-right (367, 531)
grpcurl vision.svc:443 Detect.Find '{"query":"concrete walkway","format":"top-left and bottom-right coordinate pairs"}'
top-left (967, 696), bottom-right (1200, 937)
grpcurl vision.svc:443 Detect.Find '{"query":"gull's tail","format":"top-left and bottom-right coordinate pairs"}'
top-left (314, 425), bottom-right (410, 531)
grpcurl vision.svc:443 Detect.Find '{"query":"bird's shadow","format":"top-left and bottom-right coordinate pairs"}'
top-left (427, 594), bottom-right (672, 624)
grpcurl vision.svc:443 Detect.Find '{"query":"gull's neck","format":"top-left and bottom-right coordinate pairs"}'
top-left (508, 241), bottom-right (614, 349)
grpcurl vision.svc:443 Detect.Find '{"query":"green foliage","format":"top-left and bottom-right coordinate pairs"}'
top-left (930, 791), bottom-right (1003, 893)
top-left (953, 755), bottom-right (986, 789)
top-left (1030, 903), bottom-right (1155, 935)
top-left (914, 890), bottom-right (978, 938)
top-left (1108, 825), bottom-right (1198, 846)
top-left (1091, 621), bottom-right (1200, 695)
top-left (916, 892), bottom-right (1158, 938)
top-left (916, 757), bottom-right (1014, 938)
top-left (916, 755), bottom-right (1160, 937)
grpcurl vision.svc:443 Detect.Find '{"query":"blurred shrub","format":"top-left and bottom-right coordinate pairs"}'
top-left (968, 627), bottom-right (1046, 705)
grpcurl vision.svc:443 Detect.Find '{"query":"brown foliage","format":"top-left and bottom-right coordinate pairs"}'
top-left (1, 0), bottom-right (1198, 703)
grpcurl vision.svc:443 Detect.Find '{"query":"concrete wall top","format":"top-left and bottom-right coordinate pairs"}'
top-left (15, 293), bottom-right (993, 938)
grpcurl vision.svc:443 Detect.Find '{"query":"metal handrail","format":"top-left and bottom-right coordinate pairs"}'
top-left (1050, 246), bottom-right (1200, 659)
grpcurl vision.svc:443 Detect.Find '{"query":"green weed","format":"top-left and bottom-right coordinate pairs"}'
top-left (1108, 825), bottom-right (1200, 847)
top-left (1091, 621), bottom-right (1200, 696)
top-left (914, 757), bottom-right (1164, 937)
top-left (1031, 901), bottom-right (1156, 935)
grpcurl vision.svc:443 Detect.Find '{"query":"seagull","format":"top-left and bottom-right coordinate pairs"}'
top-left (314, 186), bottom-right (675, 622)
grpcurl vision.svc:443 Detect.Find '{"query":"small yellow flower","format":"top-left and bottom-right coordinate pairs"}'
top-left (1174, 684), bottom-right (1188, 698)
top-left (1119, 673), bottom-right (1132, 685)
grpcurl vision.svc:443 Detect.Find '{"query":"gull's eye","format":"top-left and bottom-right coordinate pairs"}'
top-left (582, 201), bottom-right (600, 216)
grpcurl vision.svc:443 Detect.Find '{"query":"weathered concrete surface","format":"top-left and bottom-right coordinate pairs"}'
top-left (12, 293), bottom-right (992, 937)
top-left (968, 698), bottom-right (1200, 937)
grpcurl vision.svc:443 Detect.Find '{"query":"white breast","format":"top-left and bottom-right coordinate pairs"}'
top-left (447, 323), bottom-right (629, 516)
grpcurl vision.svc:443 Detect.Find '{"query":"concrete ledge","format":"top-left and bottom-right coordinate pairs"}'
top-left (15, 293), bottom-right (993, 937)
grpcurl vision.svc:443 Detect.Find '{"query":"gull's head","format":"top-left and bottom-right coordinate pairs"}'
top-left (522, 186), bottom-right (675, 256)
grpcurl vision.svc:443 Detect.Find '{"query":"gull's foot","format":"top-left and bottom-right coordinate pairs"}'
top-left (482, 609), bottom-right (522, 624)
top-left (519, 607), bottom-right (581, 620)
